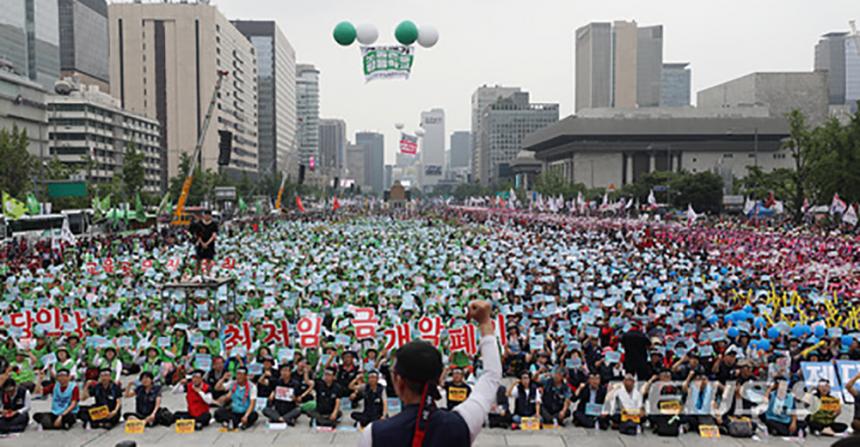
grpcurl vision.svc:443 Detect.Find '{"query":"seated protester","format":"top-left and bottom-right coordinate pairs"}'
top-left (605, 373), bottom-right (644, 435)
top-left (642, 369), bottom-right (682, 436)
top-left (804, 379), bottom-right (847, 436)
top-left (9, 351), bottom-right (37, 393)
top-left (33, 369), bottom-right (78, 430)
top-left (761, 377), bottom-right (805, 437)
top-left (0, 377), bottom-right (30, 434)
top-left (441, 367), bottom-right (472, 411)
top-left (349, 370), bottom-right (387, 427)
top-left (123, 371), bottom-right (172, 427)
top-left (138, 347), bottom-right (164, 385)
top-left (573, 373), bottom-right (609, 429)
top-left (215, 366), bottom-right (258, 430)
top-left (671, 352), bottom-right (702, 381)
top-left (174, 369), bottom-right (214, 430)
top-left (94, 347), bottom-right (123, 385)
top-left (597, 354), bottom-right (625, 384)
top-left (206, 356), bottom-right (230, 403)
top-left (681, 370), bottom-right (723, 432)
top-left (507, 371), bottom-right (541, 429)
top-left (488, 385), bottom-right (512, 428)
top-left (263, 364), bottom-right (313, 426)
top-left (255, 356), bottom-right (277, 399)
top-left (78, 368), bottom-right (122, 429)
top-left (540, 368), bottom-right (573, 426)
top-left (309, 367), bottom-right (343, 427)
top-left (336, 351), bottom-right (361, 399)
top-left (711, 347), bottom-right (740, 383)
top-left (842, 371), bottom-right (860, 432)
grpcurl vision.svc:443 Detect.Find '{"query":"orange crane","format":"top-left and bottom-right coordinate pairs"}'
top-left (172, 70), bottom-right (229, 225)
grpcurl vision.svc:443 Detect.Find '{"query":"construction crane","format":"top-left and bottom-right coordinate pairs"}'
top-left (172, 70), bottom-right (230, 225)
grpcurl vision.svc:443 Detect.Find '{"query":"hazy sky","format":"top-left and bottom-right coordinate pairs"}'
top-left (216, 0), bottom-right (857, 163)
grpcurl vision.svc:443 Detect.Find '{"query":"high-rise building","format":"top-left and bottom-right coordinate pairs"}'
top-left (296, 63), bottom-right (320, 169)
top-left (420, 108), bottom-right (445, 188)
top-left (48, 84), bottom-right (162, 193)
top-left (58, 0), bottom-right (110, 92)
top-left (0, 0), bottom-right (60, 90)
top-left (0, 70), bottom-right (49, 160)
top-left (356, 131), bottom-right (384, 194)
top-left (449, 131), bottom-right (471, 168)
top-left (574, 21), bottom-right (663, 112)
top-left (346, 142), bottom-right (365, 188)
top-left (318, 118), bottom-right (346, 176)
top-left (815, 31), bottom-right (860, 112)
top-left (108, 1), bottom-right (259, 189)
top-left (636, 25), bottom-right (663, 108)
top-left (233, 20), bottom-right (297, 180)
top-left (698, 71), bottom-right (830, 125)
top-left (480, 91), bottom-right (558, 185)
top-left (471, 85), bottom-right (521, 184)
top-left (661, 62), bottom-right (691, 107)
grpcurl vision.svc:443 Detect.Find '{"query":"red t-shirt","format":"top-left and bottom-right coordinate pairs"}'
top-left (186, 382), bottom-right (210, 417)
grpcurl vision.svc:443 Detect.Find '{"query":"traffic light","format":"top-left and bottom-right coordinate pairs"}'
top-left (218, 130), bottom-right (233, 166)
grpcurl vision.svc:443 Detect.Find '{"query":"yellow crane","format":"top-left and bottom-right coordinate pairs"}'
top-left (172, 70), bottom-right (229, 226)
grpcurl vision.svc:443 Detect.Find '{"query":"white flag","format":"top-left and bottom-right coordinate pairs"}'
top-left (647, 189), bottom-right (657, 206)
top-left (831, 193), bottom-right (847, 215)
top-left (743, 197), bottom-right (755, 216)
top-left (844, 204), bottom-right (858, 226)
top-left (60, 216), bottom-right (76, 245)
top-left (686, 204), bottom-right (698, 224)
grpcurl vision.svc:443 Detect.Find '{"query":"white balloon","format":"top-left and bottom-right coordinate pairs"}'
top-left (417, 25), bottom-right (439, 48)
top-left (415, 129), bottom-right (425, 137)
top-left (356, 24), bottom-right (378, 45)
top-left (394, 123), bottom-right (405, 130)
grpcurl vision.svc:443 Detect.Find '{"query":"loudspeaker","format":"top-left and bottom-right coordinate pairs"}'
top-left (333, 177), bottom-right (339, 190)
top-left (217, 130), bottom-right (232, 166)
top-left (298, 165), bottom-right (306, 185)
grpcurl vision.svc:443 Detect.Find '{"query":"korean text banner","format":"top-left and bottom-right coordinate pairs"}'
top-left (362, 45), bottom-right (414, 82)
top-left (400, 133), bottom-right (418, 155)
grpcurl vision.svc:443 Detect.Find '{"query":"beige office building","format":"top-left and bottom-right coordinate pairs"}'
top-left (108, 1), bottom-right (259, 189)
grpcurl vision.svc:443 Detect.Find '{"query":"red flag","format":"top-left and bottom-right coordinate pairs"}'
top-left (296, 195), bottom-right (305, 213)
top-left (332, 196), bottom-right (340, 212)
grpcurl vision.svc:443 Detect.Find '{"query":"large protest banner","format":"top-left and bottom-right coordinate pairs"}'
top-left (399, 133), bottom-right (418, 155)
top-left (835, 360), bottom-right (860, 403)
top-left (361, 45), bottom-right (414, 82)
top-left (800, 362), bottom-right (841, 394)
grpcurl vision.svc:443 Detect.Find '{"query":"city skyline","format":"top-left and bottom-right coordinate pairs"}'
top-left (215, 0), bottom-right (855, 164)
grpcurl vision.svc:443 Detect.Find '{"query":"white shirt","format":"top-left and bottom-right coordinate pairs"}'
top-left (607, 384), bottom-right (643, 414)
top-left (358, 335), bottom-right (502, 447)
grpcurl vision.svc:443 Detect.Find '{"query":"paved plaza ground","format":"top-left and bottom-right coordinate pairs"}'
top-left (0, 392), bottom-right (850, 447)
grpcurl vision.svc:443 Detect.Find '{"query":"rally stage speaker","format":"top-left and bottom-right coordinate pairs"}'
top-left (299, 165), bottom-right (306, 185)
top-left (333, 177), bottom-right (339, 190)
top-left (217, 130), bottom-right (233, 166)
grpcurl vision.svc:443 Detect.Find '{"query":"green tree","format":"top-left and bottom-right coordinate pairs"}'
top-left (120, 143), bottom-right (146, 200)
top-left (783, 110), bottom-right (815, 224)
top-left (0, 126), bottom-right (34, 197)
top-left (44, 156), bottom-right (73, 181)
top-left (533, 169), bottom-right (585, 200)
top-left (669, 171), bottom-right (724, 213)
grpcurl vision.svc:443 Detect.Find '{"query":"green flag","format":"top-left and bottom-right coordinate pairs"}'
top-left (238, 197), bottom-right (248, 213)
top-left (254, 199), bottom-right (262, 215)
top-left (25, 193), bottom-right (40, 215)
top-left (156, 192), bottom-right (171, 215)
top-left (101, 194), bottom-right (111, 212)
top-left (2, 192), bottom-right (28, 219)
top-left (135, 193), bottom-right (145, 214)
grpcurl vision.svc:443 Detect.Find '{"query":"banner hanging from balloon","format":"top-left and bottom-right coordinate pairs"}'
top-left (362, 45), bottom-right (414, 82)
top-left (399, 132), bottom-right (418, 155)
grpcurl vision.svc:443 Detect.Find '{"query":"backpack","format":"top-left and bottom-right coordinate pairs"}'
top-left (653, 415), bottom-right (680, 437)
top-left (725, 416), bottom-right (754, 438)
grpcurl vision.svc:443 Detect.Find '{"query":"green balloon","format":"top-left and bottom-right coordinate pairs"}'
top-left (333, 21), bottom-right (357, 46)
top-left (395, 20), bottom-right (419, 46)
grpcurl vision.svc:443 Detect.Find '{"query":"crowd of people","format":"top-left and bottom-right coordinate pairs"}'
top-left (0, 205), bottom-right (858, 442)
